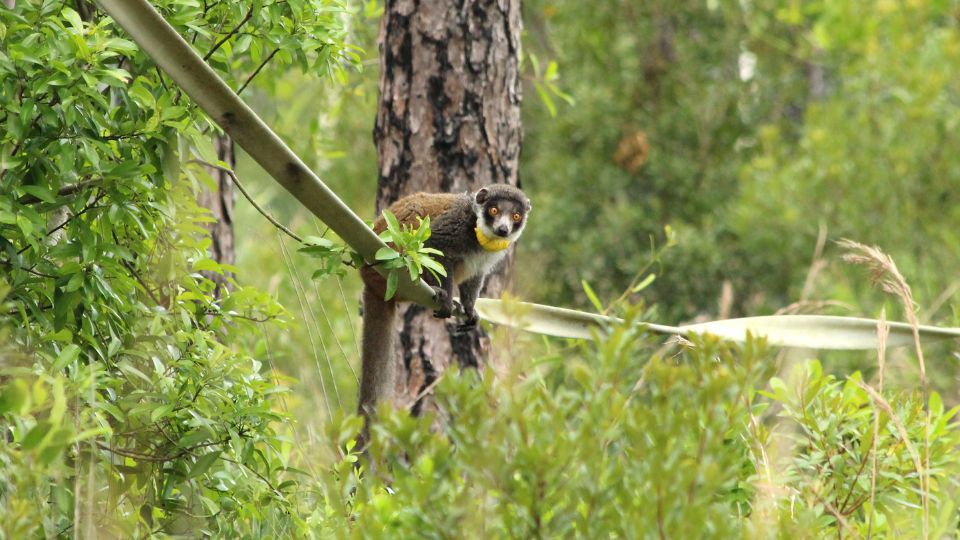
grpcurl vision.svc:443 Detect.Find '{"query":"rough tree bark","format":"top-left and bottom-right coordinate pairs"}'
top-left (374, 0), bottom-right (522, 414)
top-left (197, 134), bottom-right (236, 294)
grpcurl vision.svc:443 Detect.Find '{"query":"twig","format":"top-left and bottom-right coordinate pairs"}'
top-left (408, 372), bottom-right (446, 409)
top-left (186, 159), bottom-right (302, 242)
top-left (923, 280), bottom-right (960, 321)
top-left (47, 131), bottom-right (143, 142)
top-left (809, 487), bottom-right (855, 537)
top-left (800, 223), bottom-right (828, 301)
top-left (95, 438), bottom-right (226, 463)
top-left (0, 95), bottom-right (54, 182)
top-left (237, 48), bottom-right (280, 95)
top-left (856, 380), bottom-right (924, 502)
top-left (219, 455), bottom-right (285, 498)
top-left (867, 309), bottom-right (888, 539)
top-left (204, 310), bottom-right (274, 323)
top-left (96, 441), bottom-right (168, 462)
top-left (16, 192), bottom-right (106, 255)
top-left (121, 259), bottom-right (162, 306)
top-left (17, 178), bottom-right (102, 205)
top-left (20, 265), bottom-right (58, 279)
top-left (202, 5), bottom-right (254, 61)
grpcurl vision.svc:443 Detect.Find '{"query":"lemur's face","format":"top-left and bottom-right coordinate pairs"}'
top-left (474, 186), bottom-right (531, 241)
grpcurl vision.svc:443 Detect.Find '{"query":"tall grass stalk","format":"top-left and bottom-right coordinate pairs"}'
top-left (867, 309), bottom-right (888, 539)
top-left (841, 239), bottom-right (929, 539)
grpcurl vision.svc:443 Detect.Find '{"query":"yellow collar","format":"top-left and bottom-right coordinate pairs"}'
top-left (475, 227), bottom-right (511, 252)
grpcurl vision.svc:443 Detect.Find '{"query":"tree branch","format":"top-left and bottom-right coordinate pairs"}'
top-left (202, 5), bottom-right (254, 61)
top-left (187, 159), bottom-right (302, 243)
top-left (17, 178), bottom-right (102, 205)
top-left (237, 48), bottom-right (279, 95)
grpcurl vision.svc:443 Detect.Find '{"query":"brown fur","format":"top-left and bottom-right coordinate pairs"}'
top-left (359, 192), bottom-right (469, 301)
top-left (357, 185), bottom-right (529, 429)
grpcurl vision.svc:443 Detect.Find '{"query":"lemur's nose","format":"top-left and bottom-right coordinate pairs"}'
top-left (495, 225), bottom-right (510, 237)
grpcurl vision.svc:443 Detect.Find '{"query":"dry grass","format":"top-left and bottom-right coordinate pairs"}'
top-left (839, 239), bottom-right (929, 539)
top-left (867, 309), bottom-right (888, 539)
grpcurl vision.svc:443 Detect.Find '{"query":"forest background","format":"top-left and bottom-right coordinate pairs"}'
top-left (3, 0), bottom-right (960, 537)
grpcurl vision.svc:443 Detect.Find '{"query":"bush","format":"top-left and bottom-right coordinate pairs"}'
top-left (316, 312), bottom-right (960, 538)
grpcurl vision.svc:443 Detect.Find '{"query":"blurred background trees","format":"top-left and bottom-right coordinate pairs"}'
top-left (240, 0), bottom-right (960, 327)
top-left (235, 0), bottom-right (960, 396)
top-left (4, 0), bottom-right (960, 536)
top-left (519, 0), bottom-right (960, 326)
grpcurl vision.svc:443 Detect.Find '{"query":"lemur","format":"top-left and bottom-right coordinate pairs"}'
top-left (358, 184), bottom-right (531, 417)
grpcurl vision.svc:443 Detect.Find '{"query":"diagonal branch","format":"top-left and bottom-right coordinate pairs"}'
top-left (202, 5), bottom-right (254, 61)
top-left (187, 159), bottom-right (302, 243)
top-left (237, 47), bottom-right (279, 95)
top-left (94, 0), bottom-right (440, 310)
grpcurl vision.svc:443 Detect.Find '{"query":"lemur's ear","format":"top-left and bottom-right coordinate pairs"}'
top-left (475, 188), bottom-right (489, 204)
top-left (524, 198), bottom-right (532, 212)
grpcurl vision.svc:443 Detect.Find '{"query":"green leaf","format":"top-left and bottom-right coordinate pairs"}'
top-left (189, 451), bottom-right (222, 479)
top-left (415, 216), bottom-right (431, 241)
top-left (301, 236), bottom-right (334, 248)
top-left (545, 60), bottom-right (558, 80)
top-left (406, 258), bottom-right (420, 281)
top-left (49, 378), bottom-right (66, 425)
top-left (193, 258), bottom-right (223, 273)
top-left (54, 344), bottom-right (81, 370)
top-left (16, 213), bottom-right (34, 237)
top-left (631, 273), bottom-right (656, 293)
top-left (535, 82), bottom-right (557, 117)
top-left (22, 421), bottom-right (52, 450)
top-left (44, 329), bottom-right (73, 343)
top-left (74, 427), bottom-right (111, 442)
top-left (0, 379), bottom-right (29, 415)
top-left (581, 280), bottom-right (603, 312)
top-left (930, 391), bottom-right (944, 417)
top-left (385, 271), bottom-right (398, 301)
top-left (150, 404), bottom-right (174, 423)
top-left (375, 247), bottom-right (400, 261)
top-left (20, 185), bottom-right (56, 203)
top-left (420, 256), bottom-right (446, 277)
top-left (382, 210), bottom-right (401, 234)
top-left (37, 445), bottom-right (65, 467)
top-left (61, 7), bottom-right (84, 33)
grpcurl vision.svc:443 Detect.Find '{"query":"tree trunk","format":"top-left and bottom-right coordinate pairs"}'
top-left (197, 134), bottom-right (236, 294)
top-left (374, 0), bottom-right (522, 414)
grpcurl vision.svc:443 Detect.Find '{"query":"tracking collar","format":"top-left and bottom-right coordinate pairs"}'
top-left (475, 227), bottom-right (511, 252)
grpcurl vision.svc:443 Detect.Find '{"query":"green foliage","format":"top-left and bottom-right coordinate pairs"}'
top-left (299, 234), bottom-right (363, 281)
top-left (373, 211), bottom-right (446, 300)
top-left (526, 53), bottom-right (574, 118)
top-left (5, 0), bottom-right (960, 536)
top-left (758, 360), bottom-right (960, 537)
top-left (221, 2), bottom-right (960, 536)
top-left (308, 313), bottom-right (959, 538)
top-left (297, 210), bottom-right (446, 302)
top-left (520, 0), bottom-right (960, 327)
top-left (0, 0), bottom-right (353, 535)
top-left (732, 1), bottom-right (960, 315)
top-left (521, 0), bottom-right (762, 319)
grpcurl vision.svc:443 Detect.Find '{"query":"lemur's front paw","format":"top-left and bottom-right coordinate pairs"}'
top-left (432, 287), bottom-right (454, 319)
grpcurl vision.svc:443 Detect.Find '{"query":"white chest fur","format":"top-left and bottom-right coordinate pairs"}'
top-left (454, 249), bottom-right (507, 284)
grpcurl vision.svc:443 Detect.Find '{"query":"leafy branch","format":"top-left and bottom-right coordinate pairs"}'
top-left (187, 159), bottom-right (302, 243)
top-left (373, 211), bottom-right (446, 301)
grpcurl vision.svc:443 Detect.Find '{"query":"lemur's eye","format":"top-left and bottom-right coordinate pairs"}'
top-left (488, 207), bottom-right (499, 216)
top-left (512, 213), bottom-right (522, 222)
